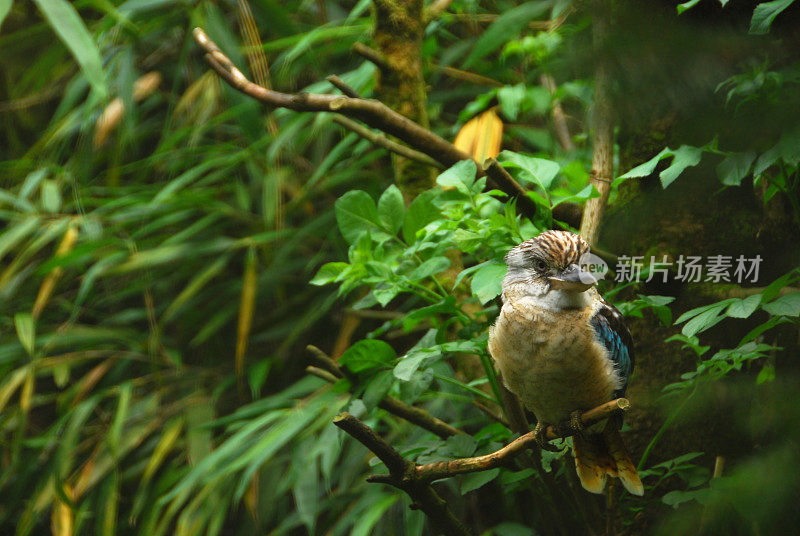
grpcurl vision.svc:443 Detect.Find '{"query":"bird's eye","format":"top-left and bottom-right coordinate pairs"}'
top-left (534, 260), bottom-right (548, 272)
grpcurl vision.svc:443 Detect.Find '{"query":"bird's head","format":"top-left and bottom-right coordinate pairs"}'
top-left (503, 230), bottom-right (598, 296)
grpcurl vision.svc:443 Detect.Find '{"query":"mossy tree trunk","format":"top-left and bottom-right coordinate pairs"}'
top-left (372, 0), bottom-right (434, 200)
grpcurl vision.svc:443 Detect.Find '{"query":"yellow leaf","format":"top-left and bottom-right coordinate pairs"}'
top-left (236, 247), bottom-right (258, 388)
top-left (453, 108), bottom-right (503, 164)
top-left (33, 225), bottom-right (79, 319)
top-left (50, 484), bottom-right (73, 536)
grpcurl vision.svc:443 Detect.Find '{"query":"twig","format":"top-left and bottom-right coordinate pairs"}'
top-left (413, 398), bottom-right (629, 481)
top-left (699, 455), bottom-right (725, 532)
top-left (343, 308), bottom-right (404, 320)
top-left (306, 366), bottom-right (340, 384)
top-left (432, 64), bottom-right (503, 87)
top-left (352, 42), bottom-right (392, 72)
top-left (195, 28), bottom-right (464, 164)
top-left (471, 400), bottom-right (510, 429)
top-left (305, 345), bottom-right (464, 439)
top-left (333, 116), bottom-right (443, 168)
top-left (326, 75), bottom-right (361, 98)
top-left (334, 413), bottom-right (473, 536)
top-left (306, 345), bottom-right (343, 378)
top-left (425, 0), bottom-right (454, 21)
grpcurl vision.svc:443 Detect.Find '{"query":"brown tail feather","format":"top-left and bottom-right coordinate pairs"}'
top-left (572, 425), bottom-right (643, 496)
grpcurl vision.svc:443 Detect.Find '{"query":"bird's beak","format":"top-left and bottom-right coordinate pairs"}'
top-left (548, 263), bottom-right (597, 292)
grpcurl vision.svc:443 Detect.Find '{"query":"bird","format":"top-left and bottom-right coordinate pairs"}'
top-left (488, 230), bottom-right (643, 495)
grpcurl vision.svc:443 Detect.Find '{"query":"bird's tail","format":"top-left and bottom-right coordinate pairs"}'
top-left (572, 423), bottom-right (643, 496)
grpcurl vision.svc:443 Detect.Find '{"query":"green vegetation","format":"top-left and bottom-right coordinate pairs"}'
top-left (1, 1), bottom-right (799, 535)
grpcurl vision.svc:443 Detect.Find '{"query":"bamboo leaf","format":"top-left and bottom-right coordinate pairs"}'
top-left (33, 0), bottom-right (107, 97)
top-left (14, 313), bottom-right (35, 355)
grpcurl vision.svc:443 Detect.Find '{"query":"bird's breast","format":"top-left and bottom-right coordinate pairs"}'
top-left (489, 298), bottom-right (618, 424)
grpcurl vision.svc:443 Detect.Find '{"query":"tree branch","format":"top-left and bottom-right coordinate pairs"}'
top-left (414, 398), bottom-right (629, 481)
top-left (191, 27), bottom-right (558, 223)
top-left (334, 413), bottom-right (473, 536)
top-left (326, 74), bottom-right (362, 98)
top-left (334, 399), bottom-right (629, 534)
top-left (333, 116), bottom-right (443, 168)
top-left (352, 42), bottom-right (392, 73)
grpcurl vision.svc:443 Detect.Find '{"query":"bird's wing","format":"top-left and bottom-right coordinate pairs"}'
top-left (590, 299), bottom-right (634, 398)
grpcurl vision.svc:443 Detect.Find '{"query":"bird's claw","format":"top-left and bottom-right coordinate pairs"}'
top-left (533, 421), bottom-right (561, 452)
top-left (557, 409), bottom-right (587, 440)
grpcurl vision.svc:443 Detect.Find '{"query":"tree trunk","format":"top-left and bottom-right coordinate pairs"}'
top-left (372, 0), bottom-right (434, 200)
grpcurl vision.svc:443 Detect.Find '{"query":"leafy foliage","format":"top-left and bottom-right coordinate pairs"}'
top-left (1, 0), bottom-right (799, 535)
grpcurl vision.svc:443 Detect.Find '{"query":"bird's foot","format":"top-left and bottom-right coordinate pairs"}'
top-left (532, 421), bottom-right (561, 452)
top-left (557, 410), bottom-right (587, 440)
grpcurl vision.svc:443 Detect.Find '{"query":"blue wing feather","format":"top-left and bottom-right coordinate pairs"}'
top-left (590, 299), bottom-right (634, 398)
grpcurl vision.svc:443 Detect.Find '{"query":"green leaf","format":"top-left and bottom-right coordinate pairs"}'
top-left (340, 339), bottom-right (396, 373)
top-left (335, 190), bottom-right (385, 244)
top-left (762, 292), bottom-right (800, 316)
top-left (34, 0), bottom-right (107, 98)
top-left (108, 382), bottom-right (132, 456)
top-left (677, 0), bottom-right (703, 14)
top-left (0, 0), bottom-right (12, 29)
top-left (41, 179), bottom-right (61, 213)
top-left (498, 150), bottom-right (560, 190)
top-left (491, 522), bottom-right (537, 536)
top-left (393, 349), bottom-right (439, 381)
top-left (293, 453), bottom-right (318, 531)
top-left (446, 435), bottom-right (477, 457)
top-left (716, 152), bottom-right (756, 186)
top-left (726, 294), bottom-right (761, 318)
top-left (362, 369), bottom-right (394, 410)
top-left (464, 1), bottom-right (551, 68)
top-left (660, 145), bottom-right (703, 188)
top-left (617, 148), bottom-right (671, 180)
top-left (471, 263), bottom-right (507, 304)
top-left (436, 160), bottom-right (477, 194)
top-left (677, 300), bottom-right (734, 337)
top-left (372, 284), bottom-right (399, 307)
top-left (351, 494), bottom-right (398, 536)
top-left (757, 364), bottom-right (775, 384)
top-left (310, 262), bottom-right (349, 286)
top-left (749, 0), bottom-right (795, 34)
top-left (460, 468), bottom-right (500, 494)
top-left (408, 256), bottom-right (451, 280)
top-left (402, 189), bottom-right (440, 243)
top-left (497, 84), bottom-right (526, 121)
top-left (377, 185), bottom-right (405, 235)
top-left (14, 313), bottom-right (35, 356)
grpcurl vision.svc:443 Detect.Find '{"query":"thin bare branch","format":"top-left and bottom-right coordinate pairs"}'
top-left (326, 75), bottom-right (361, 98)
top-left (305, 366), bottom-right (340, 384)
top-left (333, 116), bottom-right (443, 168)
top-left (540, 74), bottom-right (574, 151)
top-left (306, 345), bottom-right (343, 378)
top-left (425, 0), bottom-right (455, 21)
top-left (414, 398), bottom-right (629, 481)
top-left (432, 64), bottom-right (503, 87)
top-left (192, 28), bottom-right (549, 222)
top-left (334, 413), bottom-right (473, 536)
top-left (352, 42), bottom-right (392, 72)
